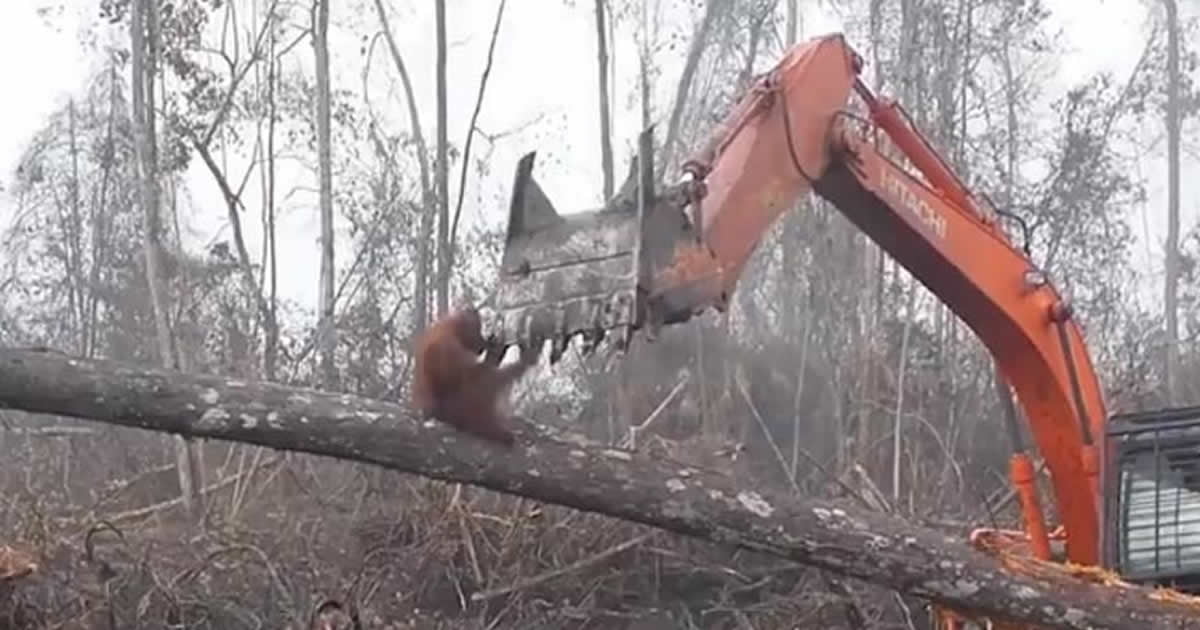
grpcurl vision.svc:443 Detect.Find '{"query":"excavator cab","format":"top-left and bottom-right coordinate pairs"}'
top-left (1104, 405), bottom-right (1200, 593)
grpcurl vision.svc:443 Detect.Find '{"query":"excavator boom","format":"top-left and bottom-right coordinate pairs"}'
top-left (488, 33), bottom-right (1120, 623)
top-left (488, 36), bottom-right (862, 353)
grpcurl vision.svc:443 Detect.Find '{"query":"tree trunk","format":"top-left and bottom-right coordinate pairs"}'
top-left (85, 63), bottom-right (120, 360)
top-left (786, 0), bottom-right (798, 46)
top-left (1, 347), bottom-right (1199, 629)
top-left (130, 0), bottom-right (172, 375)
top-left (264, 23), bottom-right (280, 381)
top-left (781, 0), bottom-right (803, 472)
top-left (191, 140), bottom-right (277, 378)
top-left (435, 0), bottom-right (450, 318)
top-left (371, 0), bottom-right (434, 335)
top-left (447, 0), bottom-right (507, 261)
top-left (130, 0), bottom-right (199, 522)
top-left (594, 0), bottom-right (614, 201)
top-left (67, 99), bottom-right (84, 353)
top-left (313, 0), bottom-right (337, 390)
top-left (312, 0), bottom-right (336, 388)
top-left (1162, 0), bottom-right (1180, 404)
top-left (659, 0), bottom-right (721, 178)
top-left (893, 282), bottom-right (916, 503)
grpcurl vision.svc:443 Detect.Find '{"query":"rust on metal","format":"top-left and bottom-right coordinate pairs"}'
top-left (488, 130), bottom-right (706, 363)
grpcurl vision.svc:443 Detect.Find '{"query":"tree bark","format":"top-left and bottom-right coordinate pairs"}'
top-left (372, 0), bottom-right (434, 335)
top-left (1162, 0), bottom-right (1180, 404)
top-left (191, 140), bottom-right (276, 377)
top-left (67, 99), bottom-right (84, 353)
top-left (659, 0), bottom-right (721, 178)
top-left (786, 0), bottom-right (798, 46)
top-left (0, 348), bottom-right (1198, 629)
top-left (264, 24), bottom-right (280, 380)
top-left (434, 0), bottom-right (450, 318)
top-left (130, 0), bottom-right (199, 521)
top-left (594, 0), bottom-right (614, 201)
top-left (85, 64), bottom-right (119, 360)
top-left (448, 0), bottom-right (506, 261)
top-left (313, 0), bottom-right (337, 390)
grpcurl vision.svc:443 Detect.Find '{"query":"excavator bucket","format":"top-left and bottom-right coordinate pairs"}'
top-left (485, 128), bottom-right (701, 363)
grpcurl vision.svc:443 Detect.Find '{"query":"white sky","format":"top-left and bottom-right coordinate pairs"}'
top-left (0, 0), bottom-right (1181, 317)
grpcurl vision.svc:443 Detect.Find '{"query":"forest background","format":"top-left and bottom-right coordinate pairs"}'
top-left (0, 0), bottom-right (1196, 627)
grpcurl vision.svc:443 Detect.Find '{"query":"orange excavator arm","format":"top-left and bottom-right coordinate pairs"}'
top-left (682, 33), bottom-right (1108, 567)
top-left (489, 33), bottom-right (1107, 568)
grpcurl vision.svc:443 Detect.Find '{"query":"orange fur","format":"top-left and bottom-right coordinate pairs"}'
top-left (411, 308), bottom-right (536, 446)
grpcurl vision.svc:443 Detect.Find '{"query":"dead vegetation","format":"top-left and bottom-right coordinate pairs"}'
top-left (0, 414), bottom-right (911, 630)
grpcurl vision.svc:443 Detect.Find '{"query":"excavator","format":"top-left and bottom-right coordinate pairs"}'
top-left (475, 33), bottom-right (1200, 627)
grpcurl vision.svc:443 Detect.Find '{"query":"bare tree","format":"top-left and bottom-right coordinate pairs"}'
top-left (129, 0), bottom-right (200, 520)
top-left (435, 0), bottom-right (450, 317)
top-left (595, 0), bottom-right (614, 200)
top-left (313, 0), bottom-right (337, 389)
top-left (372, 0), bottom-right (435, 334)
top-left (85, 64), bottom-right (122, 360)
top-left (262, 9), bottom-right (280, 380)
top-left (785, 0), bottom-right (797, 44)
top-left (1163, 0), bottom-right (1180, 404)
top-left (448, 0), bottom-right (507, 261)
top-left (66, 100), bottom-right (84, 353)
top-left (185, 2), bottom-right (279, 382)
top-left (659, 0), bottom-right (722, 176)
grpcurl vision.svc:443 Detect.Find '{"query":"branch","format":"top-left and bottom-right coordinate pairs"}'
top-left (189, 136), bottom-right (275, 341)
top-left (448, 0), bottom-right (507, 256)
top-left (200, 0), bottom-right (279, 150)
top-left (0, 347), bottom-right (1198, 629)
top-left (371, 0), bottom-right (434, 332)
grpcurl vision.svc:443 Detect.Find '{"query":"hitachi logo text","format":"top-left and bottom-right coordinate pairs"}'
top-left (882, 169), bottom-right (948, 240)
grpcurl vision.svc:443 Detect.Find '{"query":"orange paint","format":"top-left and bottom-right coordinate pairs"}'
top-left (670, 33), bottom-right (1107, 566)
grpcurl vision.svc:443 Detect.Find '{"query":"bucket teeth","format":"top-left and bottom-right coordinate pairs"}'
top-left (486, 146), bottom-right (645, 361)
top-left (487, 126), bottom-right (702, 362)
top-left (579, 327), bottom-right (605, 356)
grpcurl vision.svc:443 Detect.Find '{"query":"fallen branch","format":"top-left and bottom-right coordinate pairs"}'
top-left (472, 531), bottom-right (654, 602)
top-left (102, 454), bottom-right (283, 524)
top-left (0, 347), bottom-right (1197, 629)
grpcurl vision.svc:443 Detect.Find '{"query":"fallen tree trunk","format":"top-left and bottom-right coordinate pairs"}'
top-left (0, 347), bottom-right (1197, 629)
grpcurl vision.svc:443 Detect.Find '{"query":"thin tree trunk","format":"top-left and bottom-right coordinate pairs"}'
top-left (191, 140), bottom-right (276, 373)
top-left (67, 99), bottom-right (85, 353)
top-left (1001, 38), bottom-right (1018, 211)
top-left (1163, 0), bottom-right (1180, 404)
top-left (783, 0), bottom-right (804, 475)
top-left (791, 312), bottom-right (811, 479)
top-left (612, 12), bottom-right (655, 439)
top-left (594, 0), bottom-right (614, 200)
top-left (372, 0), bottom-right (434, 334)
top-left (993, 35), bottom-right (1027, 460)
top-left (448, 0), bottom-right (507, 256)
top-left (265, 22), bottom-right (279, 381)
top-left (435, 0), bottom-right (450, 318)
top-left (855, 0), bottom-right (888, 469)
top-left (313, 0), bottom-right (337, 389)
top-left (659, 0), bottom-right (721, 177)
top-left (86, 64), bottom-right (119, 359)
top-left (892, 281), bottom-right (916, 504)
top-left (130, 0), bottom-right (198, 521)
top-left (131, 5), bottom-right (173, 368)
top-left (785, 0), bottom-right (797, 46)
